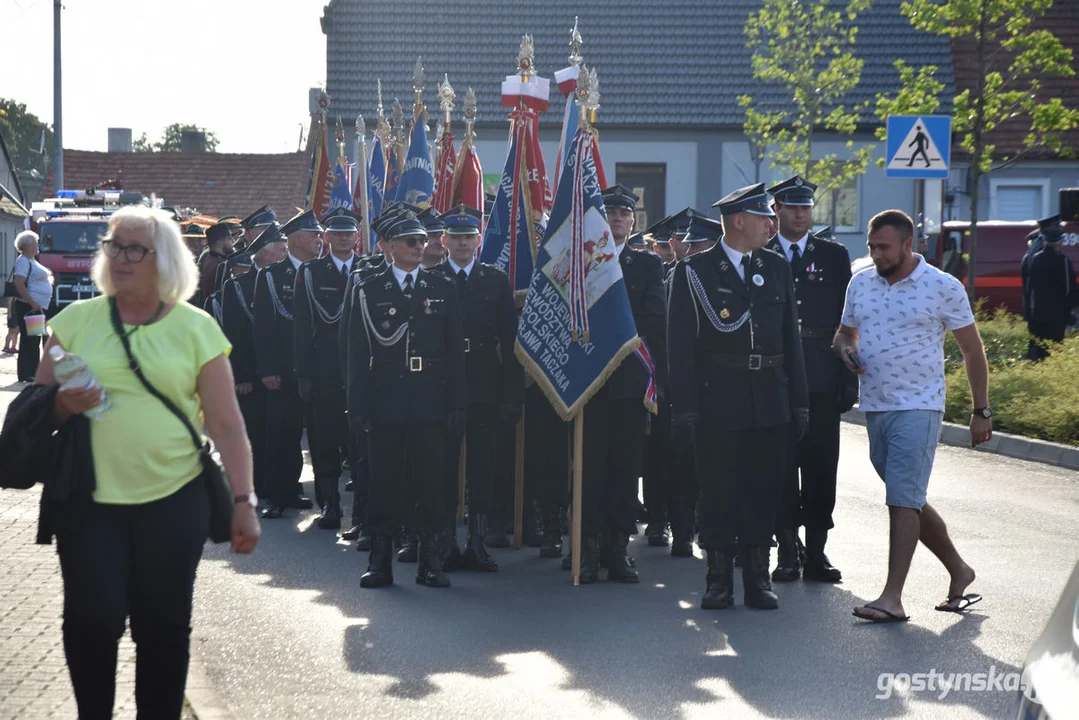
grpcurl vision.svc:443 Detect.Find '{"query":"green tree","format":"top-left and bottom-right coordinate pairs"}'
top-left (0, 98), bottom-right (53, 190)
top-left (153, 123), bottom-right (219, 152)
top-left (131, 132), bottom-right (153, 152)
top-left (897, 0), bottom-right (1079, 300)
top-left (739, 0), bottom-right (874, 205)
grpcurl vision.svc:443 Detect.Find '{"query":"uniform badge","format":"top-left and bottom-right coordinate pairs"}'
top-left (419, 279), bottom-right (428, 288)
top-left (425, 307), bottom-right (432, 315)
top-left (754, 256), bottom-right (764, 268)
top-left (807, 243), bottom-right (816, 253)
top-left (752, 273), bottom-right (765, 287)
top-left (624, 255), bottom-right (633, 265)
top-left (719, 260), bottom-right (730, 271)
top-left (381, 320), bottom-right (391, 330)
top-left (388, 307), bottom-right (397, 316)
top-left (720, 308), bottom-right (730, 319)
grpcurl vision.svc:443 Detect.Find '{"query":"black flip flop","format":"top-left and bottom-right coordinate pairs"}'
top-left (853, 605), bottom-right (910, 623)
top-left (935, 593), bottom-right (983, 613)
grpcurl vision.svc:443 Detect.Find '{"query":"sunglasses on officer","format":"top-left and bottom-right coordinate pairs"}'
top-left (393, 235), bottom-right (428, 249)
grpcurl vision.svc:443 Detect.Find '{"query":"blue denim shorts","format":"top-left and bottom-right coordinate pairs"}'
top-left (865, 410), bottom-right (944, 510)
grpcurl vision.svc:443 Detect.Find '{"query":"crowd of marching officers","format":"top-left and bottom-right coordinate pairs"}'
top-left (195, 173), bottom-right (860, 609)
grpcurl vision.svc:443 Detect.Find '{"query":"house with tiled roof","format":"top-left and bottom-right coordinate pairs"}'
top-left (945, 1), bottom-right (1079, 224)
top-left (322, 0), bottom-right (961, 254)
top-left (0, 132), bottom-right (29, 278)
top-left (37, 137), bottom-right (310, 219)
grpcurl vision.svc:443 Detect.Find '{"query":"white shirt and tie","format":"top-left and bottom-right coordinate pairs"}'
top-left (777, 233), bottom-right (809, 264)
top-left (331, 254), bottom-right (356, 276)
top-left (446, 258), bottom-right (475, 281)
top-left (720, 239), bottom-right (751, 282)
top-left (288, 254), bottom-right (303, 271)
top-left (391, 265), bottom-right (419, 292)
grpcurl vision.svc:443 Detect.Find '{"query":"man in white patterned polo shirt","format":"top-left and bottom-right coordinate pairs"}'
top-left (833, 209), bottom-right (992, 623)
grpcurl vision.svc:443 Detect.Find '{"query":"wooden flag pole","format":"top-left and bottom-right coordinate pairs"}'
top-left (456, 434), bottom-right (466, 524)
top-left (512, 410), bottom-right (525, 547)
top-left (571, 409), bottom-right (584, 586)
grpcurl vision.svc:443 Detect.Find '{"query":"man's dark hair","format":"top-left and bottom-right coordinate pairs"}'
top-left (868, 209), bottom-right (914, 240)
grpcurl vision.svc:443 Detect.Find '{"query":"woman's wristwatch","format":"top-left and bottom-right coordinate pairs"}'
top-left (234, 492), bottom-right (258, 508)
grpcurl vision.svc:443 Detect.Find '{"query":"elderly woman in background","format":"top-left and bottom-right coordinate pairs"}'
top-left (11, 230), bottom-right (54, 381)
top-left (36, 206), bottom-right (260, 719)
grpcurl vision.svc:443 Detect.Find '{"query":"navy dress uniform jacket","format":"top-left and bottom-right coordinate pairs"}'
top-left (347, 265), bottom-right (467, 425)
top-left (667, 245), bottom-right (809, 429)
top-left (765, 236), bottom-right (854, 395)
top-left (607, 249), bottom-right (667, 400)
top-left (294, 255), bottom-right (353, 386)
top-left (253, 259), bottom-right (298, 381)
top-left (221, 269), bottom-right (259, 385)
top-left (428, 261), bottom-right (523, 406)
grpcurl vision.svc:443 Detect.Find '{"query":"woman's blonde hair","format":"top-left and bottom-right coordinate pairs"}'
top-left (91, 206), bottom-right (197, 303)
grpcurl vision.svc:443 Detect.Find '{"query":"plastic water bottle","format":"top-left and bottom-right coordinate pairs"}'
top-left (48, 345), bottom-right (113, 420)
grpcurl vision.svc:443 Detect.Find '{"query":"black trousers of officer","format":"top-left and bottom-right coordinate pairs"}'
top-left (582, 388), bottom-right (647, 537)
top-left (444, 402), bottom-right (500, 521)
top-left (307, 384), bottom-right (349, 513)
top-left (490, 419), bottom-right (517, 530)
top-left (524, 383), bottom-right (570, 514)
top-left (696, 421), bottom-right (787, 552)
top-left (1028, 320), bottom-right (1066, 361)
top-left (776, 392), bottom-right (840, 532)
top-left (661, 401), bottom-right (699, 539)
top-left (366, 423), bottom-right (445, 536)
top-left (238, 387), bottom-right (267, 499)
top-left (263, 379), bottom-right (305, 507)
top-left (642, 407), bottom-right (667, 524)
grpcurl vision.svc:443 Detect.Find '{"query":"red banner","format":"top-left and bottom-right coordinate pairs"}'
top-left (432, 130), bottom-right (457, 213)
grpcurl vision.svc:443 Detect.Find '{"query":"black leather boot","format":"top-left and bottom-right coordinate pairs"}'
top-left (701, 550), bottom-right (735, 609)
top-left (579, 535), bottom-right (602, 584)
top-left (463, 514), bottom-right (499, 572)
top-left (646, 515), bottom-right (671, 547)
top-left (742, 546), bottom-right (779, 609)
top-left (442, 522), bottom-right (465, 572)
top-left (606, 531), bottom-right (640, 583)
top-left (360, 534), bottom-right (393, 588)
top-left (771, 529), bottom-right (802, 582)
top-left (803, 529), bottom-right (842, 582)
top-left (416, 535), bottom-right (451, 588)
top-left (524, 501), bottom-right (544, 547)
top-left (669, 497), bottom-right (695, 557)
top-left (397, 533), bottom-right (418, 563)
top-left (539, 508), bottom-right (564, 559)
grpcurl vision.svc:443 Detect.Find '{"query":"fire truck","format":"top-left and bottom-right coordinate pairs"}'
top-left (29, 189), bottom-right (150, 309)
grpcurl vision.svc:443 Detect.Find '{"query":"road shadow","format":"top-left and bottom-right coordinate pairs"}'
top-left (207, 478), bottom-right (1021, 719)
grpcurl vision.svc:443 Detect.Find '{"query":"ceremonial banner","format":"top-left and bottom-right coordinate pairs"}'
top-left (367, 133), bottom-right (386, 220)
top-left (451, 142), bottom-right (484, 221)
top-left (553, 65), bottom-right (580, 199)
top-left (327, 161), bottom-right (353, 214)
top-left (305, 115), bottom-right (336, 219)
top-left (514, 129), bottom-right (639, 420)
top-left (478, 131), bottom-right (534, 292)
top-left (395, 118), bottom-right (434, 206)
top-left (432, 127), bottom-right (457, 213)
top-left (385, 141), bottom-right (402, 202)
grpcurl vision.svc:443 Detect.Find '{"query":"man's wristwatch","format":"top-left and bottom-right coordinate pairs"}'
top-left (972, 407), bottom-right (993, 419)
top-left (234, 492), bottom-right (258, 508)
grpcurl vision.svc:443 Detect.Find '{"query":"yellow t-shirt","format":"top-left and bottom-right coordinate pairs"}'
top-left (47, 296), bottom-right (232, 504)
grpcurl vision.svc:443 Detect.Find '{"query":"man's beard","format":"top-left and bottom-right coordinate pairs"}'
top-left (876, 260), bottom-right (900, 277)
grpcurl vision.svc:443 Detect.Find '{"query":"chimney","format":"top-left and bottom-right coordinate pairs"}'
top-left (108, 128), bottom-right (133, 153)
top-left (180, 131), bottom-right (207, 153)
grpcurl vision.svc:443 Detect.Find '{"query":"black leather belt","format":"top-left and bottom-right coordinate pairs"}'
top-left (372, 357), bottom-right (446, 372)
top-left (706, 353), bottom-right (784, 370)
top-left (799, 326), bottom-right (835, 339)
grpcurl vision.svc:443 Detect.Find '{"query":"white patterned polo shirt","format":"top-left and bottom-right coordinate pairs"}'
top-left (840, 254), bottom-right (975, 412)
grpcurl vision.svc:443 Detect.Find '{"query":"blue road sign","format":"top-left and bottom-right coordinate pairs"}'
top-left (886, 115), bottom-right (952, 179)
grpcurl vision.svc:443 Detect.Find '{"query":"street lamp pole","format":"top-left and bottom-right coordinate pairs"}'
top-left (53, 0), bottom-right (63, 190)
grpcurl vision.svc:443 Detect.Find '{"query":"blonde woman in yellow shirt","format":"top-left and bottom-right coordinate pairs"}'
top-left (37, 205), bottom-right (259, 720)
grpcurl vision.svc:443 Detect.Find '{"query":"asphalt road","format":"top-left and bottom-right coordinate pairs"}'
top-left (191, 423), bottom-right (1079, 719)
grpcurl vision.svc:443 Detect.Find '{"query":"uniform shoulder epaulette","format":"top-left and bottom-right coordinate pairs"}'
top-left (423, 269), bottom-right (453, 285)
top-left (477, 262), bottom-right (508, 279)
top-left (759, 245), bottom-right (785, 261)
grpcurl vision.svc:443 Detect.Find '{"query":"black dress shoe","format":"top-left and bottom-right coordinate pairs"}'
top-left (344, 479), bottom-right (355, 492)
top-left (539, 509), bottom-right (563, 558)
top-left (360, 534), bottom-right (394, 589)
top-left (670, 540), bottom-right (694, 558)
top-left (485, 532), bottom-right (512, 548)
top-left (260, 503), bottom-right (284, 519)
top-left (646, 522), bottom-right (671, 548)
top-left (771, 529), bottom-right (802, 582)
top-left (742, 547), bottom-right (779, 610)
top-left (354, 530), bottom-right (371, 552)
top-left (341, 525), bottom-right (361, 541)
top-left (606, 533), bottom-right (639, 583)
top-left (397, 534), bottom-right (419, 563)
top-left (701, 550), bottom-right (735, 610)
top-left (416, 536), bottom-right (451, 588)
top-left (803, 529), bottom-right (842, 582)
top-left (578, 535), bottom-right (601, 584)
top-left (317, 507), bottom-right (342, 530)
top-left (462, 515), bottom-right (498, 572)
top-left (285, 494), bottom-right (314, 510)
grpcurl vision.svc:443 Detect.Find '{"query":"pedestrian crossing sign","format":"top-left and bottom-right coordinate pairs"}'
top-left (886, 115), bottom-right (952, 179)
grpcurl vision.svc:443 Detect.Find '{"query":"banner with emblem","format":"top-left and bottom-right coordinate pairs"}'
top-left (327, 120), bottom-right (354, 215)
top-left (305, 113), bottom-right (336, 219)
top-left (451, 88), bottom-right (484, 228)
top-left (431, 76), bottom-right (458, 213)
top-left (395, 117), bottom-right (434, 206)
top-left (515, 122), bottom-right (639, 420)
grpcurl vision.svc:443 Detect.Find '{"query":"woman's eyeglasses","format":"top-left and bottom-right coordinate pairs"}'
top-left (102, 240), bottom-right (156, 263)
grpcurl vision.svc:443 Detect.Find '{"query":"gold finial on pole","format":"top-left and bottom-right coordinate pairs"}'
top-left (335, 116), bottom-right (346, 161)
top-left (517, 34), bottom-right (535, 82)
top-left (462, 87), bottom-right (477, 146)
top-left (569, 17), bottom-right (583, 66)
top-left (438, 73), bottom-right (456, 130)
top-left (412, 57), bottom-right (426, 121)
top-left (576, 64), bottom-right (600, 132)
top-left (392, 98), bottom-right (405, 145)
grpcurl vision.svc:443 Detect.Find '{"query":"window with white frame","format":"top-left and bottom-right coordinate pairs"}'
top-left (814, 174), bottom-right (859, 232)
top-left (989, 178), bottom-right (1050, 221)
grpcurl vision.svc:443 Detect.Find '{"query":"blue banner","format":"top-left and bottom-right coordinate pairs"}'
top-left (327, 162), bottom-right (353, 213)
top-left (394, 118), bottom-right (434, 206)
top-left (478, 131), bottom-right (533, 292)
top-left (514, 130), bottom-right (639, 420)
top-left (368, 134), bottom-right (386, 241)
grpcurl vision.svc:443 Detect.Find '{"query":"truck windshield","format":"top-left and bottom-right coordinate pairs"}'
top-left (38, 222), bottom-right (108, 254)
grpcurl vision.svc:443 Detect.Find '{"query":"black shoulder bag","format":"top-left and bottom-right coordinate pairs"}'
top-left (4, 259), bottom-right (23, 298)
top-left (108, 298), bottom-right (233, 543)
